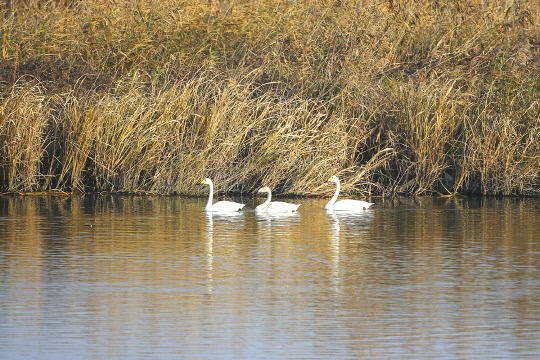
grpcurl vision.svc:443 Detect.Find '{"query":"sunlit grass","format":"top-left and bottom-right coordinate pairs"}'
top-left (0, 0), bottom-right (538, 195)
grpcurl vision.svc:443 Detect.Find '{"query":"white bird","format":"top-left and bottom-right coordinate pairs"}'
top-left (201, 178), bottom-right (245, 212)
top-left (255, 186), bottom-right (301, 213)
top-left (325, 176), bottom-right (373, 211)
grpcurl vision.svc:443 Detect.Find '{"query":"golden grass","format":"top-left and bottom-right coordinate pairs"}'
top-left (0, 0), bottom-right (538, 196)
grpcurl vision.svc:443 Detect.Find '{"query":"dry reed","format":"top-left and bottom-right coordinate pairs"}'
top-left (0, 0), bottom-right (538, 196)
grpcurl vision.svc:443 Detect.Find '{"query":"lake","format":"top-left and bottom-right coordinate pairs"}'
top-left (1, 195), bottom-right (539, 359)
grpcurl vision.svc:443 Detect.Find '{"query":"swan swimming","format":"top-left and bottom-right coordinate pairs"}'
top-left (325, 176), bottom-right (373, 211)
top-left (255, 186), bottom-right (301, 213)
top-left (201, 178), bottom-right (245, 212)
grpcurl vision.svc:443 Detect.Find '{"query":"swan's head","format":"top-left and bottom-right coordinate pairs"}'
top-left (328, 176), bottom-right (339, 183)
top-left (201, 178), bottom-right (212, 185)
top-left (258, 186), bottom-right (271, 194)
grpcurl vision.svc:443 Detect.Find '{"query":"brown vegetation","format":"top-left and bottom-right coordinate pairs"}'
top-left (0, 0), bottom-right (539, 196)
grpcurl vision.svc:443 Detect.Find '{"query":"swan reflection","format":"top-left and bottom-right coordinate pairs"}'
top-left (326, 211), bottom-right (341, 288)
top-left (326, 210), bottom-right (375, 290)
top-left (205, 211), bottom-right (245, 293)
top-left (255, 210), bottom-right (300, 222)
top-left (327, 209), bottom-right (374, 225)
top-left (254, 210), bottom-right (300, 260)
top-left (205, 212), bottom-right (214, 293)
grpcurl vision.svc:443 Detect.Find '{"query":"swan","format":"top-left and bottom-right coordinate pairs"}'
top-left (325, 176), bottom-right (373, 211)
top-left (201, 178), bottom-right (245, 212)
top-left (255, 186), bottom-right (301, 213)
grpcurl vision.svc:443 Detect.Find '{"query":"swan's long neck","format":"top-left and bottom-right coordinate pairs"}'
top-left (325, 180), bottom-right (340, 209)
top-left (255, 188), bottom-right (272, 212)
top-left (205, 181), bottom-right (214, 210)
top-left (262, 189), bottom-right (272, 208)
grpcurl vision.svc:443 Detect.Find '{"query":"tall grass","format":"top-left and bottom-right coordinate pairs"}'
top-left (0, 0), bottom-right (538, 196)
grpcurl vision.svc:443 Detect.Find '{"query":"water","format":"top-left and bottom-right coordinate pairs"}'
top-left (0, 195), bottom-right (539, 359)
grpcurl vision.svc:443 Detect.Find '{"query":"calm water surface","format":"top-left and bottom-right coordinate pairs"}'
top-left (0, 195), bottom-right (539, 359)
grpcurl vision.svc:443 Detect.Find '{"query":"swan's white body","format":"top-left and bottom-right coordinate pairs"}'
top-left (325, 176), bottom-right (373, 211)
top-left (255, 186), bottom-right (300, 213)
top-left (201, 178), bottom-right (245, 212)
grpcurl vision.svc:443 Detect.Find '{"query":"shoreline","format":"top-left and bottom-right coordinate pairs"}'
top-left (1, 1), bottom-right (538, 196)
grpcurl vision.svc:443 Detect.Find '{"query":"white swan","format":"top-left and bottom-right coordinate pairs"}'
top-left (255, 186), bottom-right (301, 213)
top-left (325, 176), bottom-right (373, 211)
top-left (201, 178), bottom-right (245, 212)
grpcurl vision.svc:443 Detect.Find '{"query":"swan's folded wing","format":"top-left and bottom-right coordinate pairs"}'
top-left (265, 201), bottom-right (300, 213)
top-left (210, 201), bottom-right (245, 212)
top-left (332, 199), bottom-right (373, 211)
